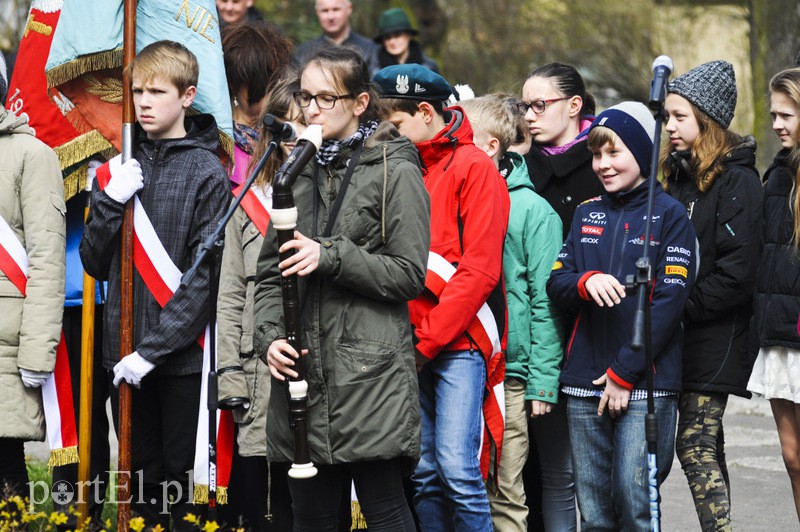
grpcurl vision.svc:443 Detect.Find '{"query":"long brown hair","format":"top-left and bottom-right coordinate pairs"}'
top-left (770, 68), bottom-right (800, 249)
top-left (660, 101), bottom-right (740, 193)
top-left (247, 70), bottom-right (305, 190)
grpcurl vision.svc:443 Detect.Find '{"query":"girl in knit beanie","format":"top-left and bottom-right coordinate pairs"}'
top-left (661, 60), bottom-right (764, 532)
top-left (748, 67), bottom-right (800, 525)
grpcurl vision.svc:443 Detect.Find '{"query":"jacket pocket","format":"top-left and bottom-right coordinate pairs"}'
top-left (336, 338), bottom-right (396, 385)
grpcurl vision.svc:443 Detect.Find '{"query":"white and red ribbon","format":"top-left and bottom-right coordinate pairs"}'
top-left (96, 163), bottom-right (234, 503)
top-left (232, 184), bottom-right (272, 238)
top-left (0, 212), bottom-right (78, 466)
top-left (425, 251), bottom-right (505, 481)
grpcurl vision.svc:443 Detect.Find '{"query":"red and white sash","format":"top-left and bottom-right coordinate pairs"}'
top-left (232, 184), bottom-right (272, 237)
top-left (425, 252), bottom-right (506, 481)
top-left (0, 213), bottom-right (78, 466)
top-left (95, 163), bottom-right (234, 503)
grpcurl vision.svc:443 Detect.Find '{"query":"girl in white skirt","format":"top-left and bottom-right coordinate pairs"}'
top-left (748, 67), bottom-right (800, 522)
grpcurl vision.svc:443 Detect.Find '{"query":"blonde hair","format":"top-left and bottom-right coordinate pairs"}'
top-left (770, 68), bottom-right (800, 249)
top-left (126, 40), bottom-right (199, 93)
top-left (586, 125), bottom-right (619, 153)
top-left (659, 101), bottom-right (740, 193)
top-left (460, 95), bottom-right (517, 154)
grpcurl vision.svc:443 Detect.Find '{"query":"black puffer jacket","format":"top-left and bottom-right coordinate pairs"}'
top-left (664, 137), bottom-right (763, 396)
top-left (524, 139), bottom-right (604, 241)
top-left (753, 149), bottom-right (800, 350)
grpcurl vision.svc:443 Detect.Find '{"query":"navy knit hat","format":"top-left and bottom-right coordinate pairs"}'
top-left (668, 60), bottom-right (737, 128)
top-left (588, 101), bottom-right (656, 177)
top-left (0, 51), bottom-right (7, 104)
top-left (373, 64), bottom-right (453, 102)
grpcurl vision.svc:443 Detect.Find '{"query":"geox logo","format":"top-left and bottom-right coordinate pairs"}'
top-left (415, 83), bottom-right (427, 93)
top-left (396, 75), bottom-right (409, 94)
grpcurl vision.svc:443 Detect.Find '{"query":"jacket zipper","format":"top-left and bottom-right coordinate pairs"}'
top-left (616, 222), bottom-right (629, 277)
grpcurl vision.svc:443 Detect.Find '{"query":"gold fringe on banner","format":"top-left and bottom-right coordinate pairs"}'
top-left (46, 49), bottom-right (123, 88)
top-left (54, 130), bottom-right (114, 171)
top-left (218, 131), bottom-right (235, 168)
top-left (192, 484), bottom-right (228, 505)
top-left (350, 500), bottom-right (368, 530)
top-left (48, 446), bottom-right (79, 467)
top-left (63, 162), bottom-right (88, 202)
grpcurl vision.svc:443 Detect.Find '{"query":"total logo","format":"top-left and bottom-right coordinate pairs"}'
top-left (581, 225), bottom-right (604, 236)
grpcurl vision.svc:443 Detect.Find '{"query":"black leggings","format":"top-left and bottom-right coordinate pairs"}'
top-left (288, 458), bottom-right (415, 532)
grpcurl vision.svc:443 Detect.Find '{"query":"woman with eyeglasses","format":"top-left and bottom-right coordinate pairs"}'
top-left (515, 62), bottom-right (585, 531)
top-left (522, 63), bottom-right (603, 241)
top-left (253, 46), bottom-right (430, 531)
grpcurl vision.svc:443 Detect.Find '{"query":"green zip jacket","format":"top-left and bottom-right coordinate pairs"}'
top-left (502, 152), bottom-right (564, 403)
top-left (253, 122), bottom-right (430, 467)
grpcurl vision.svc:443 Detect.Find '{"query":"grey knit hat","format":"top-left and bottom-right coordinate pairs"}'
top-left (668, 60), bottom-right (736, 128)
top-left (0, 51), bottom-right (7, 104)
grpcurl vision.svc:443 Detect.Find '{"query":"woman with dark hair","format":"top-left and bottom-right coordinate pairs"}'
top-left (222, 20), bottom-right (292, 186)
top-left (522, 63), bottom-right (602, 239)
top-left (368, 8), bottom-right (438, 76)
top-left (253, 47), bottom-right (430, 531)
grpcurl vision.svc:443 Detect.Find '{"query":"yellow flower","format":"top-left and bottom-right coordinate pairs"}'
top-left (49, 511), bottom-right (69, 525)
top-left (129, 516), bottom-right (146, 532)
top-left (183, 513), bottom-right (199, 524)
top-left (201, 521), bottom-right (220, 532)
top-left (153, 525), bottom-right (166, 532)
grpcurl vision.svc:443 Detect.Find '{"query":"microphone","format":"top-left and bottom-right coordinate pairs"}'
top-left (649, 55), bottom-right (673, 110)
top-left (262, 113), bottom-right (298, 142)
top-left (272, 124), bottom-right (323, 208)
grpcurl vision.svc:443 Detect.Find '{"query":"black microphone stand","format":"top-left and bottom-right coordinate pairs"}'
top-left (181, 139), bottom-right (280, 522)
top-left (625, 95), bottom-right (667, 532)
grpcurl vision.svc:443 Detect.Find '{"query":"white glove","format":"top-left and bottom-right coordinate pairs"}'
top-left (113, 351), bottom-right (155, 389)
top-left (104, 154), bottom-right (143, 204)
top-left (19, 368), bottom-right (52, 388)
top-left (85, 158), bottom-right (104, 192)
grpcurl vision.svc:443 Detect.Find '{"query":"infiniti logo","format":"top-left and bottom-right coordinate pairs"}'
top-left (589, 212), bottom-right (606, 220)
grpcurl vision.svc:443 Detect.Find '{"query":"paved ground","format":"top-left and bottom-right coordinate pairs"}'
top-left (26, 397), bottom-right (797, 530)
top-left (659, 396), bottom-right (796, 531)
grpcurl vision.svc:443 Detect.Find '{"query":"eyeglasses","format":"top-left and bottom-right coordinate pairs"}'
top-left (293, 92), bottom-right (354, 110)
top-left (516, 97), bottom-right (569, 115)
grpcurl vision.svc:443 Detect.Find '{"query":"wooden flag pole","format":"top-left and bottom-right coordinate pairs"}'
top-left (77, 197), bottom-right (96, 528)
top-left (118, 0), bottom-right (137, 529)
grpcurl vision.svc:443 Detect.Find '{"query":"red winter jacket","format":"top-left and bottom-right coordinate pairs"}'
top-left (410, 107), bottom-right (510, 359)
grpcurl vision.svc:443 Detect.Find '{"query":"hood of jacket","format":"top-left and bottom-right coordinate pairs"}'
top-left (360, 120), bottom-right (421, 167)
top-left (668, 135), bottom-right (758, 182)
top-left (415, 106), bottom-right (473, 170)
top-left (501, 151), bottom-right (536, 193)
top-left (0, 106), bottom-right (33, 137)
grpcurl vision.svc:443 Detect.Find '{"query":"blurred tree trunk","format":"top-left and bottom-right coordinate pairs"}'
top-left (748, 0), bottom-right (800, 170)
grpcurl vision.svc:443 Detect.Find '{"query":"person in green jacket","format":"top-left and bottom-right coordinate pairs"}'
top-left (461, 95), bottom-right (574, 531)
top-left (253, 46), bottom-right (430, 530)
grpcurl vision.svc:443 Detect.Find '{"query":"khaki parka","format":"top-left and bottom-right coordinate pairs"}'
top-left (0, 105), bottom-right (66, 440)
top-left (253, 123), bottom-right (430, 468)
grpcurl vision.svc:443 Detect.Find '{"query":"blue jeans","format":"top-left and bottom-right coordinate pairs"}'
top-left (567, 395), bottom-right (678, 532)
top-left (412, 349), bottom-right (493, 531)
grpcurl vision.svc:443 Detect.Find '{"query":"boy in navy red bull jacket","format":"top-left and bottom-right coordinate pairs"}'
top-left (546, 102), bottom-right (697, 530)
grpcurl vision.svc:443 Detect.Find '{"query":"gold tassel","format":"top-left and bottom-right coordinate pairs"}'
top-left (218, 131), bottom-right (235, 167)
top-left (193, 483), bottom-right (208, 504)
top-left (350, 500), bottom-right (368, 530)
top-left (63, 163), bottom-right (87, 202)
top-left (46, 49), bottom-right (123, 88)
top-left (54, 130), bottom-right (114, 171)
top-left (48, 446), bottom-right (79, 467)
top-left (192, 484), bottom-right (228, 505)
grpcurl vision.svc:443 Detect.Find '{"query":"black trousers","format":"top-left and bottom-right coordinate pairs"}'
top-left (288, 458), bottom-right (415, 532)
top-left (52, 306), bottom-right (110, 528)
top-left (110, 372), bottom-right (202, 531)
top-left (0, 437), bottom-right (28, 496)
